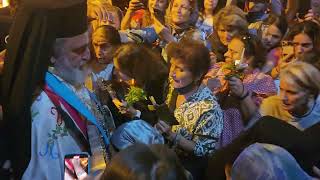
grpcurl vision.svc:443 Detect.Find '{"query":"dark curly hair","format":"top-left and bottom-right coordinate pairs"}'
top-left (166, 39), bottom-right (211, 82)
top-left (114, 43), bottom-right (168, 85)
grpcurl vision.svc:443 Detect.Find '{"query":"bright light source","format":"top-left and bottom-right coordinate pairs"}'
top-left (2, 0), bottom-right (9, 7)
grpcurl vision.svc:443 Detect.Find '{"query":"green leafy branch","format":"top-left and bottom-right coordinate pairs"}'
top-left (125, 86), bottom-right (147, 106)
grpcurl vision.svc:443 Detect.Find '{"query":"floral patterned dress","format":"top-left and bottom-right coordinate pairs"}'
top-left (169, 85), bottom-right (224, 157)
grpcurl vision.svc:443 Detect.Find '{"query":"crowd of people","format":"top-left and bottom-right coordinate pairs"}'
top-left (0, 0), bottom-right (320, 179)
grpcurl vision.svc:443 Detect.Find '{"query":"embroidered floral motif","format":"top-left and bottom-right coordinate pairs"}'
top-left (31, 111), bottom-right (39, 121)
top-left (47, 124), bottom-right (68, 145)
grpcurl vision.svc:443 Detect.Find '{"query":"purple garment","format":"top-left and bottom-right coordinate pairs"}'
top-left (218, 71), bottom-right (277, 147)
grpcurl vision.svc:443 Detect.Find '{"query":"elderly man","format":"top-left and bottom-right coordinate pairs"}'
top-left (2, 0), bottom-right (114, 179)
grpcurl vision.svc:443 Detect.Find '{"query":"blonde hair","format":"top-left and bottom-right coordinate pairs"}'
top-left (213, 5), bottom-right (248, 33)
top-left (280, 62), bottom-right (320, 96)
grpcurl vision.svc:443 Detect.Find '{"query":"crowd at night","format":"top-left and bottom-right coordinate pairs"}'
top-left (0, 0), bottom-right (320, 179)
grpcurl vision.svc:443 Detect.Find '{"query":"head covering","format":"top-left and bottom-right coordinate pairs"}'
top-left (1, 0), bottom-right (87, 178)
top-left (111, 120), bottom-right (164, 151)
top-left (231, 143), bottom-right (312, 180)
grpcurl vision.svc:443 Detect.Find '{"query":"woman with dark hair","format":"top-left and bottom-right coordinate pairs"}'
top-left (102, 43), bottom-right (168, 126)
top-left (286, 20), bottom-right (320, 56)
top-left (259, 14), bottom-right (288, 73)
top-left (155, 40), bottom-right (223, 179)
top-left (86, 25), bottom-right (121, 93)
top-left (113, 43), bottom-right (168, 103)
top-left (209, 33), bottom-right (277, 147)
top-left (102, 144), bottom-right (190, 180)
top-left (271, 20), bottom-right (320, 79)
top-left (92, 25), bottom-right (121, 65)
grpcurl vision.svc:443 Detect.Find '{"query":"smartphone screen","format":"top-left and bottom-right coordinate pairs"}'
top-left (64, 153), bottom-right (89, 180)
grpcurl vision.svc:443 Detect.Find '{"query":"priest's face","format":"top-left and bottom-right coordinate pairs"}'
top-left (53, 31), bottom-right (91, 86)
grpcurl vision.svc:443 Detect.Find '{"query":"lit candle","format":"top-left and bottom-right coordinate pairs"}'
top-left (235, 48), bottom-right (245, 66)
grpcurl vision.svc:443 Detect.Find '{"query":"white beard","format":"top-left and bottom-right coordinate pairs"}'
top-left (54, 57), bottom-right (92, 86)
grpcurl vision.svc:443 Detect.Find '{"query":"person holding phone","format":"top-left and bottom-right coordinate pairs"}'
top-left (120, 0), bottom-right (169, 30)
top-left (271, 21), bottom-right (320, 79)
top-left (64, 154), bottom-right (89, 180)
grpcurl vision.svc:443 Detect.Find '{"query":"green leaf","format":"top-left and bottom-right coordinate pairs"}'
top-left (125, 86), bottom-right (147, 105)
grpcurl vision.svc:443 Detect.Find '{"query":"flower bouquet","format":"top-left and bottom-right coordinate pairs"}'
top-left (222, 61), bottom-right (247, 80)
top-left (125, 86), bottom-right (148, 106)
top-left (223, 48), bottom-right (248, 80)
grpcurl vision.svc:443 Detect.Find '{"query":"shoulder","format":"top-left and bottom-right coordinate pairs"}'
top-left (260, 95), bottom-right (292, 121)
top-left (194, 86), bottom-right (222, 111)
top-left (261, 95), bottom-right (281, 107)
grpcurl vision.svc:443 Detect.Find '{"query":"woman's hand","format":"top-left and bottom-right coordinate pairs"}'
top-left (153, 17), bottom-right (176, 43)
top-left (206, 77), bottom-right (221, 92)
top-left (271, 52), bottom-right (295, 78)
top-left (112, 99), bottom-right (139, 117)
top-left (71, 158), bottom-right (88, 180)
top-left (313, 166), bottom-right (320, 178)
top-left (155, 120), bottom-right (175, 140)
top-left (228, 77), bottom-right (246, 98)
top-left (302, 9), bottom-right (320, 25)
top-left (127, 0), bottom-right (145, 13)
top-left (209, 52), bottom-right (217, 65)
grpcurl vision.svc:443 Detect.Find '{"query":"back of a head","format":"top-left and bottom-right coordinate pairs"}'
top-left (113, 43), bottom-right (168, 87)
top-left (231, 143), bottom-right (312, 180)
top-left (102, 144), bottom-right (188, 180)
